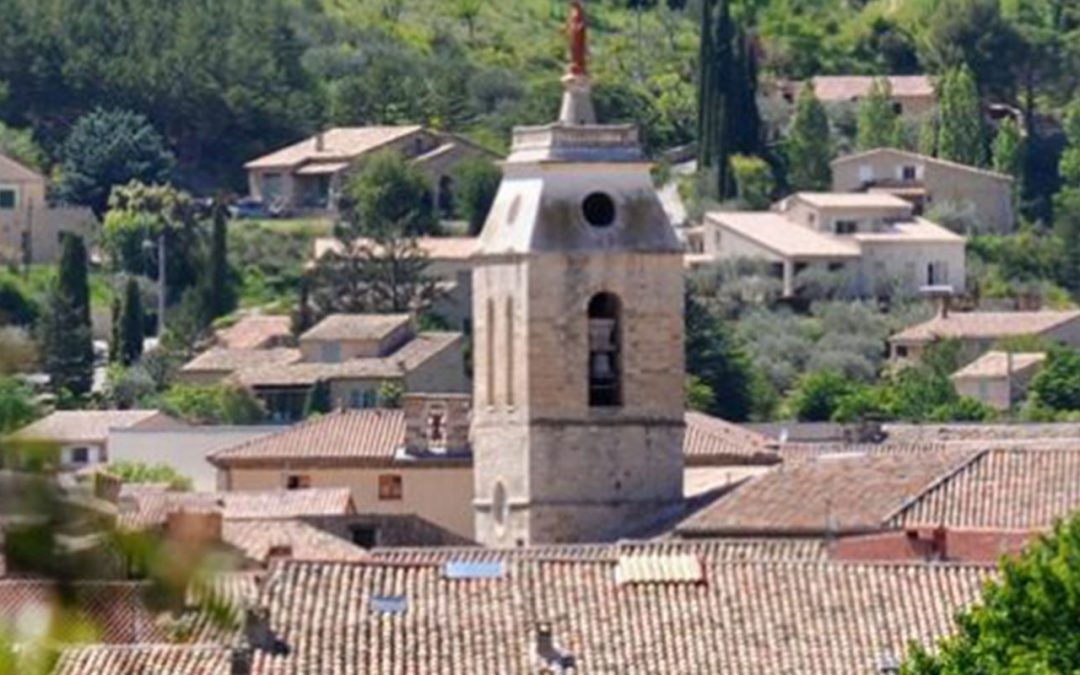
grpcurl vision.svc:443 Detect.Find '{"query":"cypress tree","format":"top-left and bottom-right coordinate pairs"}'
top-left (856, 78), bottom-right (899, 151)
top-left (918, 114), bottom-right (938, 157)
top-left (120, 277), bottom-right (144, 366)
top-left (786, 82), bottom-right (832, 191)
top-left (207, 199), bottom-right (234, 320)
top-left (697, 0), bottom-right (736, 200)
top-left (109, 295), bottom-right (122, 364)
top-left (729, 29), bottom-right (762, 157)
top-left (303, 379), bottom-right (333, 417)
top-left (41, 235), bottom-right (94, 397)
top-left (938, 65), bottom-right (987, 167)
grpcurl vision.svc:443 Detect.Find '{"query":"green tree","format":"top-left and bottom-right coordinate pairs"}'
top-left (785, 370), bottom-right (854, 422)
top-left (102, 364), bottom-right (156, 410)
top-left (938, 65), bottom-right (987, 167)
top-left (1054, 188), bottom-right (1080, 293)
top-left (685, 291), bottom-right (756, 421)
top-left (904, 513), bottom-right (1080, 673)
top-left (0, 121), bottom-right (45, 172)
top-left (1059, 100), bottom-right (1080, 188)
top-left (451, 158), bottom-right (501, 235)
top-left (56, 109), bottom-right (174, 216)
top-left (992, 117), bottom-right (1024, 180)
top-left (0, 376), bottom-right (38, 433)
top-left (918, 114), bottom-right (938, 157)
top-left (304, 379), bottom-right (333, 417)
top-left (108, 461), bottom-right (191, 491)
top-left (158, 384), bottom-right (265, 425)
top-left (1029, 345), bottom-right (1080, 411)
top-left (345, 151), bottom-right (437, 237)
top-left (730, 154), bottom-right (774, 210)
top-left (856, 78), bottom-right (899, 151)
top-left (785, 82), bottom-right (832, 191)
top-left (696, 0), bottom-right (736, 199)
top-left (204, 200), bottom-right (235, 321)
top-left (39, 235), bottom-right (93, 397)
top-left (119, 277), bottom-right (144, 366)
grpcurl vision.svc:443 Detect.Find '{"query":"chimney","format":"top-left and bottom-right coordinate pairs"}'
top-left (166, 508), bottom-right (223, 549)
top-left (315, 131), bottom-right (325, 152)
top-left (230, 646), bottom-right (253, 675)
top-left (93, 471), bottom-right (123, 503)
top-left (937, 293), bottom-right (951, 319)
top-left (932, 525), bottom-right (948, 562)
top-left (535, 622), bottom-right (575, 673)
top-left (266, 544), bottom-right (293, 562)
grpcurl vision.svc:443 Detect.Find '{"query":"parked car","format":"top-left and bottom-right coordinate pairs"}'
top-left (229, 197), bottom-right (266, 219)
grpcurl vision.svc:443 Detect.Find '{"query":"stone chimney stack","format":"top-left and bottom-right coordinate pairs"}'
top-left (315, 131), bottom-right (325, 152)
top-left (166, 508), bottom-right (223, 549)
top-left (403, 394), bottom-right (471, 455)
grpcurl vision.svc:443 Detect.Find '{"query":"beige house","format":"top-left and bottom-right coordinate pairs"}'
top-left (244, 126), bottom-right (497, 216)
top-left (9, 410), bottom-right (185, 469)
top-left (0, 153), bottom-right (96, 264)
top-left (951, 351), bottom-right (1046, 411)
top-left (179, 313), bottom-right (469, 422)
top-left (312, 236), bottom-right (478, 331)
top-left (704, 192), bottom-right (965, 297)
top-left (890, 309), bottom-right (1080, 361)
top-left (769, 75), bottom-right (937, 118)
top-left (214, 315), bottom-right (294, 350)
top-left (832, 148), bottom-right (1015, 233)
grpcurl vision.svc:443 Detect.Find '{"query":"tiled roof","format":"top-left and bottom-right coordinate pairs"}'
top-left (777, 441), bottom-right (951, 463)
top-left (245, 126), bottom-right (424, 169)
top-left (216, 315), bottom-right (293, 350)
top-left (313, 235), bottom-right (480, 262)
top-left (54, 645), bottom-right (233, 675)
top-left (885, 422), bottom-right (1080, 443)
top-left (852, 217), bottom-right (965, 244)
top-left (951, 351), bottom-right (1046, 379)
top-left (0, 152), bottom-right (44, 183)
top-left (180, 347), bottom-right (301, 373)
top-left (251, 557), bottom-right (988, 674)
top-left (683, 411), bottom-right (778, 465)
top-left (891, 447), bottom-right (1080, 529)
top-left (369, 538), bottom-right (829, 565)
top-left (678, 450), bottom-right (978, 536)
top-left (792, 191), bottom-right (913, 209)
top-left (232, 332), bottom-right (463, 387)
top-left (809, 74), bottom-right (935, 101)
top-left (299, 313), bottom-right (411, 342)
top-left (119, 488), bottom-right (355, 529)
top-left (890, 310), bottom-right (1080, 343)
top-left (832, 148), bottom-right (1014, 183)
top-left (11, 410), bottom-right (178, 444)
top-left (707, 212), bottom-right (862, 258)
top-left (223, 519), bottom-right (369, 564)
top-left (208, 409), bottom-right (408, 465)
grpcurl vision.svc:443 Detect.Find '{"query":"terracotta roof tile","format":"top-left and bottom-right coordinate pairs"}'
top-left (683, 411), bottom-right (778, 465)
top-left (54, 644), bottom-right (232, 675)
top-left (299, 313), bottom-right (411, 343)
top-left (181, 347), bottom-right (301, 374)
top-left (707, 212), bottom-right (862, 258)
top-left (222, 519), bottom-right (369, 564)
top-left (885, 423), bottom-right (1080, 443)
top-left (251, 556), bottom-right (989, 674)
top-left (0, 152), bottom-right (44, 183)
top-left (892, 447), bottom-right (1080, 529)
top-left (313, 236), bottom-right (480, 261)
top-left (11, 410), bottom-right (181, 444)
top-left (678, 450), bottom-right (978, 536)
top-left (245, 126), bottom-right (424, 169)
top-left (891, 310), bottom-right (1080, 343)
top-left (793, 191), bottom-right (913, 209)
top-left (216, 315), bottom-right (293, 350)
top-left (809, 75), bottom-right (935, 101)
top-left (831, 148), bottom-right (1013, 183)
top-left (951, 351), bottom-right (1047, 379)
top-left (119, 488), bottom-right (355, 529)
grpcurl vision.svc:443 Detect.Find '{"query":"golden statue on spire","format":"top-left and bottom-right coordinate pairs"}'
top-left (567, 1), bottom-right (588, 76)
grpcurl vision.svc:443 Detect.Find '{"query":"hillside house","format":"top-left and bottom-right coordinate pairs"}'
top-left (0, 153), bottom-right (96, 264)
top-left (950, 351), bottom-right (1046, 411)
top-left (9, 410), bottom-right (185, 469)
top-left (769, 75), bottom-right (937, 118)
top-left (889, 309), bottom-right (1080, 361)
top-left (704, 192), bottom-right (965, 297)
top-left (244, 126), bottom-right (498, 216)
top-left (832, 148), bottom-right (1015, 233)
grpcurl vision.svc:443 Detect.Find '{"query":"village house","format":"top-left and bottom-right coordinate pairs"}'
top-left (0, 152), bottom-right (96, 264)
top-left (832, 148), bottom-right (1016, 233)
top-left (179, 313), bottom-right (469, 422)
top-left (950, 351), bottom-right (1046, 411)
top-left (214, 314), bottom-right (295, 350)
top-left (8, 410), bottom-right (185, 469)
top-left (244, 126), bottom-right (498, 216)
top-left (769, 74), bottom-right (937, 118)
top-left (704, 192), bottom-right (965, 297)
top-left (889, 308), bottom-right (1080, 361)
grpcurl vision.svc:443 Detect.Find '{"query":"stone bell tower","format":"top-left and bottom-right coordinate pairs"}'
top-left (471, 1), bottom-right (685, 546)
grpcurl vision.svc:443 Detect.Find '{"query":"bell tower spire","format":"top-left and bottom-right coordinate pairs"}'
top-left (559, 1), bottom-right (596, 126)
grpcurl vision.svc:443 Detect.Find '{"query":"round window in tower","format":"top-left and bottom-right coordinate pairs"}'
top-left (582, 192), bottom-right (616, 228)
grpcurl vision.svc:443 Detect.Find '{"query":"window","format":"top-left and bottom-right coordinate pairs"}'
top-left (858, 165), bottom-right (874, 183)
top-left (582, 192), bottom-right (616, 228)
top-left (834, 220), bottom-right (858, 235)
top-left (320, 342), bottom-right (341, 363)
top-left (893, 102), bottom-right (903, 115)
top-left (493, 481), bottom-right (508, 529)
top-left (505, 298), bottom-right (514, 407)
top-left (927, 262), bottom-right (949, 286)
top-left (895, 345), bottom-right (909, 358)
top-left (427, 406), bottom-right (446, 443)
top-left (350, 525), bottom-right (377, 548)
top-left (379, 474), bottom-right (403, 501)
top-left (262, 173), bottom-right (283, 199)
top-left (828, 262), bottom-right (845, 272)
top-left (286, 475), bottom-right (311, 490)
top-left (0, 189), bottom-right (15, 209)
top-left (587, 293), bottom-right (621, 407)
top-left (901, 165), bottom-right (918, 181)
top-left (70, 447), bottom-right (90, 464)
top-left (486, 299), bottom-right (495, 407)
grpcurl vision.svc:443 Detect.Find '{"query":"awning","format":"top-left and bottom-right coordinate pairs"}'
top-left (296, 162), bottom-right (350, 176)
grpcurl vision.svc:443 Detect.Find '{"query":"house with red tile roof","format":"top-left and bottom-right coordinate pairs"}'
top-left (9, 410), bottom-right (185, 470)
top-left (889, 309), bottom-right (1080, 361)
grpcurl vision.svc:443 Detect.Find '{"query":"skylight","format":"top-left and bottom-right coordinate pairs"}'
top-left (443, 560), bottom-right (506, 580)
top-left (370, 595), bottom-right (408, 615)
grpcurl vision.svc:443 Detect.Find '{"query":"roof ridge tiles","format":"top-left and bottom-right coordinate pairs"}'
top-left (881, 448), bottom-right (990, 528)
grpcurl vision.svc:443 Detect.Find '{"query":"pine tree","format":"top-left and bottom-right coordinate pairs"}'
top-left (41, 235), bottom-right (94, 397)
top-left (697, 0), bottom-right (735, 200)
top-left (785, 81), bottom-right (832, 191)
top-left (856, 78), bottom-right (898, 151)
top-left (938, 65), bottom-right (987, 167)
top-left (119, 277), bottom-right (144, 366)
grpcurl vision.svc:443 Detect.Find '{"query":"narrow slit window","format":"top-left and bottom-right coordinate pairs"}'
top-left (486, 299), bottom-right (495, 407)
top-left (505, 298), bottom-right (514, 407)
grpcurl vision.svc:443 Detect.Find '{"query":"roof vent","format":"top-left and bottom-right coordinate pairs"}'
top-left (442, 560), bottom-right (506, 580)
top-left (614, 554), bottom-right (703, 586)
top-left (371, 595), bottom-right (408, 615)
